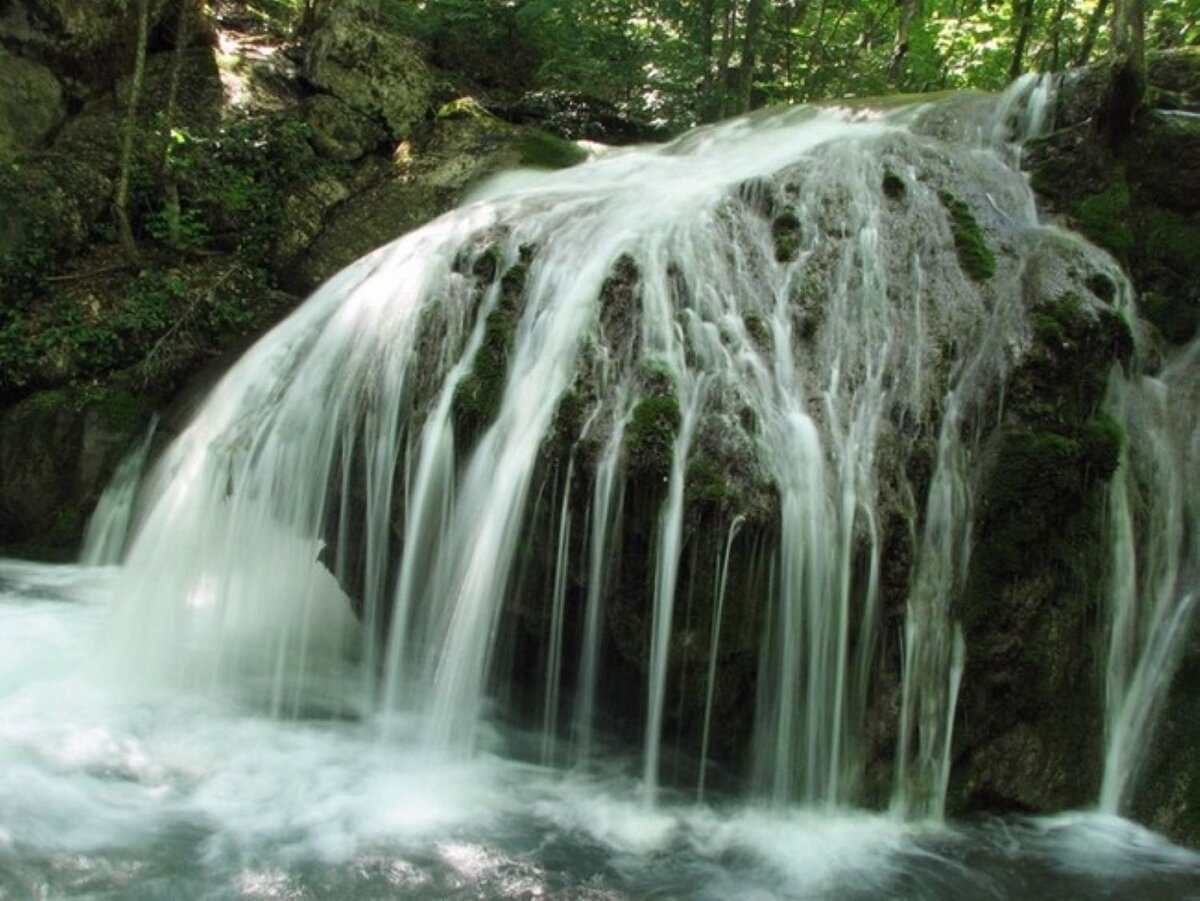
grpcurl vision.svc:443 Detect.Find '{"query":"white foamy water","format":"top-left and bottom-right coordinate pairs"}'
top-left (2, 562), bottom-right (1198, 898)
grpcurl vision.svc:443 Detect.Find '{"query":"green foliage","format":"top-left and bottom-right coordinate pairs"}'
top-left (133, 115), bottom-right (320, 264)
top-left (939, 192), bottom-right (996, 281)
top-left (685, 456), bottom-right (734, 508)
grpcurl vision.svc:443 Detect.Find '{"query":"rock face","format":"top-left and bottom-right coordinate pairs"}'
top-left (0, 388), bottom-right (150, 552)
top-left (0, 0), bottom-right (170, 95)
top-left (0, 48), bottom-right (63, 158)
top-left (284, 100), bottom-right (585, 293)
top-left (1027, 50), bottom-right (1200, 346)
top-left (302, 7), bottom-right (432, 139)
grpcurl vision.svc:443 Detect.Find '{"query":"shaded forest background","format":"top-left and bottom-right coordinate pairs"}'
top-left (296, 0), bottom-right (1197, 126)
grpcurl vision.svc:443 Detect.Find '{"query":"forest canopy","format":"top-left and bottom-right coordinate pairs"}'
top-left (274, 0), bottom-right (1200, 128)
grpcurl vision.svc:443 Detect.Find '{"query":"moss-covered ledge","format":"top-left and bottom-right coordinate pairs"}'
top-left (1025, 50), bottom-right (1200, 347)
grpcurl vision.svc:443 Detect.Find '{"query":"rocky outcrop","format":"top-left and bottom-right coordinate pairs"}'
top-left (283, 99), bottom-right (585, 293)
top-left (301, 6), bottom-right (432, 139)
top-left (1027, 49), bottom-right (1200, 347)
top-left (0, 48), bottom-right (63, 159)
top-left (0, 0), bottom-right (173, 96)
top-left (0, 386), bottom-right (151, 553)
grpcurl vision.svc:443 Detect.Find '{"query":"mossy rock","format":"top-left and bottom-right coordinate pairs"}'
top-left (625, 392), bottom-right (681, 481)
top-left (938, 191), bottom-right (995, 281)
top-left (512, 130), bottom-right (586, 170)
top-left (0, 380), bottom-right (152, 551)
top-left (452, 257), bottom-right (528, 440)
top-left (302, 5), bottom-right (432, 138)
top-left (303, 93), bottom-right (387, 161)
top-left (0, 49), bottom-right (66, 160)
top-left (771, 209), bottom-right (801, 263)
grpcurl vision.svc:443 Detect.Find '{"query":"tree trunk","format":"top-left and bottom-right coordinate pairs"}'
top-left (1103, 0), bottom-right (1146, 148)
top-left (889, 0), bottom-right (919, 84)
top-left (160, 0), bottom-right (193, 250)
top-left (115, 0), bottom-right (151, 262)
top-left (1048, 0), bottom-right (1067, 70)
top-left (1075, 0), bottom-right (1110, 67)
top-left (1008, 0), bottom-right (1037, 82)
top-left (736, 0), bottom-right (765, 113)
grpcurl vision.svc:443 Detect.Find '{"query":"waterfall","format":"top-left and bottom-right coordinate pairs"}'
top-left (98, 78), bottom-right (1136, 817)
top-left (1101, 339), bottom-right (1200, 812)
top-left (80, 417), bottom-right (157, 566)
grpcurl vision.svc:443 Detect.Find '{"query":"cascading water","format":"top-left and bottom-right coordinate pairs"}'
top-left (1101, 338), bottom-right (1200, 812)
top-left (100, 76), bottom-right (1124, 802)
top-left (3, 78), bottom-right (1200, 898)
top-left (78, 417), bottom-right (157, 566)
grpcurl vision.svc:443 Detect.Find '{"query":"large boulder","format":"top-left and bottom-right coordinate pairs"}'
top-left (282, 100), bottom-right (585, 293)
top-left (0, 386), bottom-right (151, 552)
top-left (301, 7), bottom-right (431, 139)
top-left (0, 0), bottom-right (171, 96)
top-left (0, 48), bottom-right (64, 159)
top-left (302, 93), bottom-right (386, 161)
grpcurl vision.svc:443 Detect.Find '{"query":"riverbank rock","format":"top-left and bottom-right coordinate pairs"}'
top-left (284, 99), bottom-right (585, 293)
top-left (0, 386), bottom-right (151, 554)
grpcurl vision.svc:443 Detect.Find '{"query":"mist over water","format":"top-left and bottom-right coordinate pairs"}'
top-left (3, 79), bottom-right (1199, 897)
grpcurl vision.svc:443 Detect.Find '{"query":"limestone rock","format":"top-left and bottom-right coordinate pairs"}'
top-left (0, 0), bottom-right (171, 95)
top-left (286, 107), bottom-right (583, 293)
top-left (303, 93), bottom-right (386, 161)
top-left (301, 7), bottom-right (431, 139)
top-left (0, 48), bottom-right (64, 159)
top-left (0, 388), bottom-right (148, 551)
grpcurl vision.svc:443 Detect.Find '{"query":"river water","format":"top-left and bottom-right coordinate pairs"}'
top-left (2, 561), bottom-right (1197, 899)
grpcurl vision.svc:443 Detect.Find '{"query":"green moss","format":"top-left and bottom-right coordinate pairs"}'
top-left (1075, 180), bottom-right (1134, 262)
top-left (25, 389), bottom-right (67, 413)
top-left (626, 393), bottom-right (681, 479)
top-left (743, 312), bottom-right (771, 351)
top-left (513, 130), bottom-right (587, 170)
top-left (437, 97), bottom-right (496, 121)
top-left (939, 192), bottom-right (995, 281)
top-left (771, 210), bottom-right (801, 263)
top-left (453, 256), bottom-right (528, 437)
top-left (1034, 314), bottom-right (1066, 345)
top-left (1079, 413), bottom-right (1124, 480)
top-left (454, 310), bottom-right (514, 434)
top-left (546, 386), bottom-right (586, 453)
top-left (88, 385), bottom-right (152, 432)
top-left (685, 457), bottom-right (735, 508)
